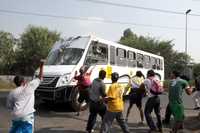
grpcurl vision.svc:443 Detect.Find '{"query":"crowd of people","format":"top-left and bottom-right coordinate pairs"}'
top-left (7, 62), bottom-right (200, 133)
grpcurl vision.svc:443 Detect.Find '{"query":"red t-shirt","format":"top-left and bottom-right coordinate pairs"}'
top-left (74, 73), bottom-right (91, 90)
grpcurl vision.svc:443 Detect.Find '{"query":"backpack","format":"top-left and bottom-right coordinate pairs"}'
top-left (149, 77), bottom-right (163, 95)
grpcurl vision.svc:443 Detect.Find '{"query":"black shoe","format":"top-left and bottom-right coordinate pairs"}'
top-left (86, 129), bottom-right (94, 133)
top-left (194, 107), bottom-right (200, 110)
top-left (158, 128), bottom-right (163, 133)
top-left (162, 119), bottom-right (170, 125)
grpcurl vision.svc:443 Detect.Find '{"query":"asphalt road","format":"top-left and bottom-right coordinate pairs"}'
top-left (0, 91), bottom-right (200, 133)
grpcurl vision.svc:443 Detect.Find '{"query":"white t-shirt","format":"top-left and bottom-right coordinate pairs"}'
top-left (7, 78), bottom-right (40, 119)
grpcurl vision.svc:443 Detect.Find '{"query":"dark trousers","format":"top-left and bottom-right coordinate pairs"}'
top-left (164, 103), bottom-right (171, 123)
top-left (100, 111), bottom-right (130, 133)
top-left (144, 96), bottom-right (162, 130)
top-left (86, 101), bottom-right (106, 132)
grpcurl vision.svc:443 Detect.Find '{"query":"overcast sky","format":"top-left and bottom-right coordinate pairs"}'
top-left (1, 0), bottom-right (200, 62)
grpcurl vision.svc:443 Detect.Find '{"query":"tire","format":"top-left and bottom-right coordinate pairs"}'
top-left (70, 86), bottom-right (88, 111)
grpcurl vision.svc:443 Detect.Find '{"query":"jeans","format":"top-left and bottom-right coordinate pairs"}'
top-left (144, 96), bottom-right (162, 130)
top-left (100, 111), bottom-right (130, 133)
top-left (9, 120), bottom-right (32, 133)
top-left (164, 103), bottom-right (171, 123)
top-left (86, 101), bottom-right (106, 132)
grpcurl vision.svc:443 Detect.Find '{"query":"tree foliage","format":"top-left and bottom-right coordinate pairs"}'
top-left (0, 31), bottom-right (16, 74)
top-left (14, 25), bottom-right (60, 75)
top-left (192, 63), bottom-right (200, 77)
top-left (119, 28), bottom-right (191, 78)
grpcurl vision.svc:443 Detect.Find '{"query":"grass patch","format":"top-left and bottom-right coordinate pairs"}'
top-left (0, 79), bottom-right (15, 90)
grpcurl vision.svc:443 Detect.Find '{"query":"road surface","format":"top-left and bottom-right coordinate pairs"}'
top-left (0, 91), bottom-right (200, 133)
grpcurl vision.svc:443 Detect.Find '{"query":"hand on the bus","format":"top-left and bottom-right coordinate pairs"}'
top-left (74, 71), bottom-right (78, 76)
top-left (39, 59), bottom-right (45, 80)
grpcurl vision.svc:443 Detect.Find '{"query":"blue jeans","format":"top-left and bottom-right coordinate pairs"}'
top-left (144, 96), bottom-right (162, 130)
top-left (9, 113), bottom-right (34, 133)
top-left (9, 120), bottom-right (32, 133)
top-left (100, 111), bottom-right (130, 133)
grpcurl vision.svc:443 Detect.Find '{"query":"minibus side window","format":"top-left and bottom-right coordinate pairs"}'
top-left (116, 48), bottom-right (127, 66)
top-left (127, 51), bottom-right (136, 67)
top-left (151, 57), bottom-right (157, 69)
top-left (144, 55), bottom-right (151, 69)
top-left (156, 58), bottom-right (161, 70)
top-left (137, 53), bottom-right (144, 68)
top-left (84, 41), bottom-right (108, 65)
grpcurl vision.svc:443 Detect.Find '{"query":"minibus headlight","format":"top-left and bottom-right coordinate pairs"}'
top-left (56, 74), bottom-right (70, 87)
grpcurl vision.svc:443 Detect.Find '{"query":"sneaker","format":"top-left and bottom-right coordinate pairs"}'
top-left (158, 128), bottom-right (163, 133)
top-left (162, 119), bottom-right (170, 125)
top-left (194, 107), bottom-right (200, 110)
top-left (86, 129), bottom-right (94, 133)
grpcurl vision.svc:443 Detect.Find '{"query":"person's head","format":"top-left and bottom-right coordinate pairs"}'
top-left (13, 75), bottom-right (24, 87)
top-left (147, 70), bottom-right (155, 78)
top-left (171, 70), bottom-right (180, 79)
top-left (111, 72), bottom-right (119, 83)
top-left (136, 71), bottom-right (144, 78)
top-left (99, 70), bottom-right (106, 80)
top-left (79, 66), bottom-right (86, 75)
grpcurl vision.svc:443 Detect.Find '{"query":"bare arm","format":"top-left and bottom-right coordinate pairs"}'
top-left (185, 87), bottom-right (193, 95)
top-left (38, 60), bottom-right (44, 80)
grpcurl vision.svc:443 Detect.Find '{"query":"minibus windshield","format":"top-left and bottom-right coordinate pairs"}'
top-left (46, 36), bottom-right (89, 65)
top-left (46, 48), bottom-right (84, 65)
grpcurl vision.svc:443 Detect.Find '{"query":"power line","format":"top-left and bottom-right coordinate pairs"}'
top-left (78, 0), bottom-right (200, 17)
top-left (77, 0), bottom-right (184, 15)
top-left (0, 9), bottom-right (200, 31)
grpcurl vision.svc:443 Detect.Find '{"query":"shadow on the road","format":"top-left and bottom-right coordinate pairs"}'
top-left (35, 127), bottom-right (85, 133)
top-left (184, 116), bottom-right (200, 131)
top-left (36, 102), bottom-right (74, 112)
top-left (129, 128), bottom-right (148, 133)
top-left (37, 111), bottom-right (88, 122)
top-left (35, 102), bottom-right (88, 122)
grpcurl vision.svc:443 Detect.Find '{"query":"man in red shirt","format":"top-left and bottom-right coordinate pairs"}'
top-left (74, 65), bottom-right (93, 115)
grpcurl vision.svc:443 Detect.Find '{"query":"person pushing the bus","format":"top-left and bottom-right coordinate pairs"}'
top-left (125, 71), bottom-right (145, 124)
top-left (74, 65), bottom-right (93, 115)
top-left (100, 72), bottom-right (130, 133)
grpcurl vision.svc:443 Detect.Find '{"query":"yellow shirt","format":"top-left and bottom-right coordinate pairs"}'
top-left (107, 83), bottom-right (124, 112)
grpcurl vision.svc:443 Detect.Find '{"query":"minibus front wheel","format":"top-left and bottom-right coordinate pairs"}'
top-left (70, 86), bottom-right (88, 111)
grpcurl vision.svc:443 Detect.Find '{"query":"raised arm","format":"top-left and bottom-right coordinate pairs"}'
top-left (38, 60), bottom-right (45, 80)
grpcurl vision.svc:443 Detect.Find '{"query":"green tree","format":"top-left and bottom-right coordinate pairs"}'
top-left (119, 28), bottom-right (191, 78)
top-left (192, 63), bottom-right (200, 77)
top-left (15, 25), bottom-right (60, 75)
top-left (0, 31), bottom-right (16, 74)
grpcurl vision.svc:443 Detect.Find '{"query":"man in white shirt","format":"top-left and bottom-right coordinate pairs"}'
top-left (143, 70), bottom-right (163, 133)
top-left (7, 60), bottom-right (44, 133)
